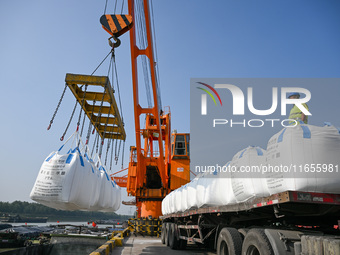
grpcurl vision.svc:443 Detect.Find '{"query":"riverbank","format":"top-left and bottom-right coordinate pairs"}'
top-left (0, 201), bottom-right (132, 222)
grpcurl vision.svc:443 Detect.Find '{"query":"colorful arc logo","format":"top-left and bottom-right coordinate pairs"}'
top-left (197, 82), bottom-right (222, 115)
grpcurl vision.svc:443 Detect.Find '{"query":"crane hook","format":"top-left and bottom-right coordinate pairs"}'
top-left (108, 36), bottom-right (121, 48)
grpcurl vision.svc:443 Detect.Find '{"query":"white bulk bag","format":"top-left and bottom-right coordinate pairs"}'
top-left (266, 124), bottom-right (340, 195)
top-left (31, 132), bottom-right (121, 212)
top-left (162, 193), bottom-right (171, 215)
top-left (161, 194), bottom-right (167, 215)
top-left (87, 154), bottom-right (121, 212)
top-left (165, 191), bottom-right (173, 214)
top-left (30, 147), bottom-right (85, 210)
top-left (86, 156), bottom-right (101, 208)
top-left (186, 174), bottom-right (201, 209)
top-left (169, 191), bottom-right (176, 214)
top-left (196, 172), bottom-right (210, 208)
top-left (111, 180), bottom-right (121, 212)
top-left (180, 184), bottom-right (188, 212)
top-left (230, 146), bottom-right (269, 203)
top-left (173, 188), bottom-right (182, 213)
top-left (202, 161), bottom-right (237, 207)
top-left (99, 180), bottom-right (120, 213)
top-left (69, 149), bottom-right (100, 210)
top-left (98, 167), bottom-right (114, 209)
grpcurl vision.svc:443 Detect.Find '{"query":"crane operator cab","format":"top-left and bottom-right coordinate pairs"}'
top-left (170, 131), bottom-right (190, 190)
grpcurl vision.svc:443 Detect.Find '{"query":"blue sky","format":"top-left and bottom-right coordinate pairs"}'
top-left (0, 0), bottom-right (339, 215)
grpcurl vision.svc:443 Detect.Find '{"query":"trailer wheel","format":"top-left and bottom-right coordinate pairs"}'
top-left (242, 229), bottom-right (274, 255)
top-left (161, 223), bottom-right (166, 244)
top-left (169, 223), bottom-right (180, 250)
top-left (217, 227), bottom-right (242, 255)
top-left (164, 223), bottom-right (170, 246)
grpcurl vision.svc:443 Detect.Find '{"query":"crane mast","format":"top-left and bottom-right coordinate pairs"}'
top-left (101, 0), bottom-right (190, 220)
top-left (127, 0), bottom-right (169, 218)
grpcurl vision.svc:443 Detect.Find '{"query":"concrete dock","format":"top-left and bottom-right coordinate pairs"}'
top-left (111, 236), bottom-right (215, 255)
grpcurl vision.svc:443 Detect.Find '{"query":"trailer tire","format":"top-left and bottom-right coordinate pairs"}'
top-left (242, 229), bottom-right (274, 255)
top-left (178, 238), bottom-right (187, 250)
top-left (169, 223), bottom-right (180, 250)
top-left (217, 227), bottom-right (242, 255)
top-left (161, 223), bottom-right (166, 244)
top-left (164, 223), bottom-right (170, 246)
top-left (238, 228), bottom-right (249, 240)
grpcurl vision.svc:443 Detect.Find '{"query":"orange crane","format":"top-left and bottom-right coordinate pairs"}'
top-left (100, 0), bottom-right (190, 220)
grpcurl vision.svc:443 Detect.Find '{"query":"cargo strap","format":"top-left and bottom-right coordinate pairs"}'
top-left (324, 122), bottom-right (340, 134)
top-left (278, 125), bottom-right (311, 143)
top-left (278, 128), bottom-right (287, 143)
top-left (255, 147), bottom-right (263, 156)
top-left (300, 125), bottom-right (311, 138)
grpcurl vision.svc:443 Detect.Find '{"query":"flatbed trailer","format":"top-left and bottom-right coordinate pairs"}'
top-left (160, 190), bottom-right (340, 255)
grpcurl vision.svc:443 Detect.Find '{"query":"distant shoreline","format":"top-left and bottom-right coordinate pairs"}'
top-left (0, 201), bottom-right (132, 223)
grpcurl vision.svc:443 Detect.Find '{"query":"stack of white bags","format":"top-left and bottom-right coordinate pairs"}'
top-left (30, 132), bottom-right (121, 212)
top-left (162, 123), bottom-right (340, 215)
